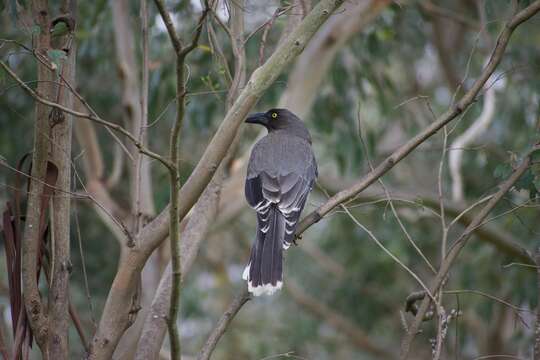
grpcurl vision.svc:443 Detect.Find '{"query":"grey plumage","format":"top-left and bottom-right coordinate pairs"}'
top-left (243, 108), bottom-right (317, 296)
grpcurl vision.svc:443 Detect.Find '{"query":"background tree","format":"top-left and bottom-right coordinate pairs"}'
top-left (1, 0), bottom-right (540, 359)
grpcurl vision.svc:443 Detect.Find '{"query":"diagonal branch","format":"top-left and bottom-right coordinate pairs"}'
top-left (139, 0), bottom-right (346, 255)
top-left (399, 144), bottom-right (537, 359)
top-left (295, 0), bottom-right (540, 239)
top-left (194, 2), bottom-right (540, 355)
top-left (135, 0), bottom-right (247, 356)
top-left (197, 288), bottom-right (251, 360)
top-left (0, 60), bottom-right (173, 169)
top-left (88, 2), bottom-right (346, 359)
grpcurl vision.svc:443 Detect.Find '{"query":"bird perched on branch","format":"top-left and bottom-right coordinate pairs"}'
top-left (243, 108), bottom-right (318, 296)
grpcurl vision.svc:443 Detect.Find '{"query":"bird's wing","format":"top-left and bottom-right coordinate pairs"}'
top-left (245, 167), bottom-right (315, 248)
top-left (245, 135), bottom-right (317, 248)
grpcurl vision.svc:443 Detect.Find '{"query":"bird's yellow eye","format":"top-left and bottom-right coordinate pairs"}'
top-left (271, 112), bottom-right (278, 119)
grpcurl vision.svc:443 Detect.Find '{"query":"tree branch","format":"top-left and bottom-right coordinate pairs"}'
top-left (85, 3), bottom-right (366, 359)
top-left (190, 3), bottom-right (540, 355)
top-left (0, 60), bottom-right (173, 169)
top-left (399, 144), bottom-right (537, 359)
top-left (152, 2), bottom-right (211, 359)
top-left (46, 1), bottom-right (77, 357)
top-left (279, 0), bottom-right (391, 118)
top-left (21, 0), bottom-right (52, 354)
top-left (140, 0), bottom-right (346, 258)
top-left (295, 0), bottom-right (540, 240)
top-left (196, 288), bottom-right (251, 360)
top-left (134, 172), bottom-right (222, 359)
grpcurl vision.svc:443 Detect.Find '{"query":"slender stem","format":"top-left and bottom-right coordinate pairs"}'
top-left (197, 289), bottom-right (251, 360)
top-left (167, 55), bottom-right (186, 359)
top-left (134, 0), bottom-right (149, 233)
top-left (21, 1), bottom-right (52, 355)
top-left (151, 3), bottom-right (210, 358)
top-left (399, 149), bottom-right (534, 359)
top-left (168, 168), bottom-right (182, 359)
top-left (295, 0), bottom-right (540, 240)
top-left (0, 60), bottom-right (173, 169)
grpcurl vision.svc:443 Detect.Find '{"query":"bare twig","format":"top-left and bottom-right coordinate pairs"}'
top-left (135, 171), bottom-right (223, 359)
top-left (340, 204), bottom-right (436, 303)
top-left (136, 2), bottom-right (246, 355)
top-left (197, 288), bottom-right (251, 360)
top-left (152, 2), bottom-right (210, 359)
top-left (73, 202), bottom-right (97, 330)
top-left (258, 6), bottom-right (290, 66)
top-left (86, 2), bottom-right (390, 358)
top-left (0, 60), bottom-right (173, 169)
top-left (444, 289), bottom-right (531, 318)
top-left (134, 0), bottom-right (150, 233)
top-left (295, 0), bottom-right (540, 245)
top-left (420, 1), bottom-right (480, 29)
top-left (356, 106), bottom-right (436, 274)
top-left (399, 145), bottom-right (535, 359)
top-left (434, 123), bottom-right (449, 359)
top-left (21, 1), bottom-right (52, 353)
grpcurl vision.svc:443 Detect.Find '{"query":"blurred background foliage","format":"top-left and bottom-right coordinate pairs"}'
top-left (1, 0), bottom-right (540, 359)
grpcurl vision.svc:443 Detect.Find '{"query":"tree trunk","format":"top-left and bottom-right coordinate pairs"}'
top-left (46, 1), bottom-right (77, 358)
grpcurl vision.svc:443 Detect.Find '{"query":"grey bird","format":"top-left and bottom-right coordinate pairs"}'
top-left (242, 108), bottom-right (318, 296)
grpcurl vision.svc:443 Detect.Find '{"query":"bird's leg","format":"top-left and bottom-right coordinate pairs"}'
top-left (293, 233), bottom-right (302, 246)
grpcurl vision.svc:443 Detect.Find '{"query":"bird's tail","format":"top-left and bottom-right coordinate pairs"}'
top-left (243, 205), bottom-right (284, 296)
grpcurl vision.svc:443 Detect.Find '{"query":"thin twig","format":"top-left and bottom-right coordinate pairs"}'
top-left (356, 105), bottom-right (436, 274)
top-left (258, 6), bottom-right (288, 66)
top-left (340, 204), bottom-right (437, 303)
top-left (197, 288), bottom-right (251, 360)
top-left (0, 60), bottom-right (173, 169)
top-left (295, 0), bottom-right (540, 251)
top-left (134, 0), bottom-right (150, 235)
top-left (400, 144), bottom-right (535, 359)
top-left (152, 1), bottom-right (210, 358)
top-left (73, 202), bottom-right (97, 330)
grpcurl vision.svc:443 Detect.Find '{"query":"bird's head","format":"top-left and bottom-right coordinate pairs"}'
top-left (245, 108), bottom-right (312, 142)
top-left (245, 108), bottom-right (300, 131)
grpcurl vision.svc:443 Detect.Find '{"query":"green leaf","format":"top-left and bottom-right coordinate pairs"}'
top-left (0, 0), bottom-right (5, 13)
top-left (47, 49), bottom-right (67, 71)
top-left (515, 168), bottom-right (531, 189)
top-left (534, 177), bottom-right (540, 192)
top-left (31, 25), bottom-right (41, 35)
top-left (494, 163), bottom-right (512, 179)
top-left (51, 21), bottom-right (69, 37)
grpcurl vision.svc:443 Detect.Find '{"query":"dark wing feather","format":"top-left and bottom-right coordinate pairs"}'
top-left (245, 134), bottom-right (318, 249)
top-left (245, 175), bottom-right (263, 208)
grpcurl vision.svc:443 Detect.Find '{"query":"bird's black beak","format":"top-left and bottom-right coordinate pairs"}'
top-left (245, 112), bottom-right (268, 125)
